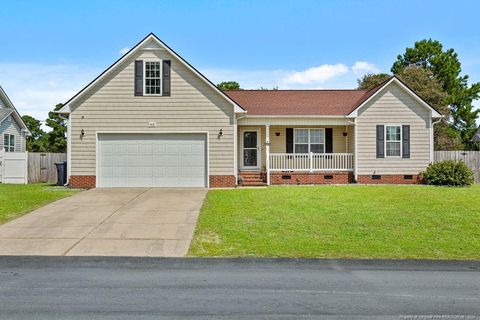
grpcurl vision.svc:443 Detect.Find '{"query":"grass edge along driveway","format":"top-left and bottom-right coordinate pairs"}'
top-left (0, 184), bottom-right (79, 224)
top-left (189, 185), bottom-right (480, 260)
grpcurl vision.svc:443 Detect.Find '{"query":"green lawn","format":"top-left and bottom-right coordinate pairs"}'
top-left (0, 184), bottom-right (79, 224)
top-left (189, 185), bottom-right (480, 259)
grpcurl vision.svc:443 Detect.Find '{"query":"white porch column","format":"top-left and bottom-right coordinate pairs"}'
top-left (265, 124), bottom-right (270, 185)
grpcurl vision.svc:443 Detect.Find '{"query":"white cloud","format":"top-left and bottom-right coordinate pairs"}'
top-left (201, 63), bottom-right (363, 90)
top-left (284, 64), bottom-right (349, 85)
top-left (0, 64), bottom-right (100, 127)
top-left (352, 61), bottom-right (380, 76)
top-left (119, 47), bottom-right (130, 55)
top-left (201, 68), bottom-right (291, 89)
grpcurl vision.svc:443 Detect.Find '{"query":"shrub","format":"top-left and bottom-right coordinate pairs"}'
top-left (422, 160), bottom-right (474, 186)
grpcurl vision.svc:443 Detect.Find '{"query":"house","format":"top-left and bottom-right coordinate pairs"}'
top-left (59, 33), bottom-right (442, 188)
top-left (0, 86), bottom-right (29, 153)
top-left (472, 127), bottom-right (480, 143)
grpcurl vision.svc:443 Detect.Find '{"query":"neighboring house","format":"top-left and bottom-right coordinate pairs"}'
top-left (472, 127), bottom-right (480, 143)
top-left (0, 86), bottom-right (29, 153)
top-left (59, 33), bottom-right (443, 189)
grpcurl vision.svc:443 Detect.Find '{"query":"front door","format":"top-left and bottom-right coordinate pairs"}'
top-left (241, 129), bottom-right (260, 170)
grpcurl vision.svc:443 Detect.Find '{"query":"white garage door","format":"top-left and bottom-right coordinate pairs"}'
top-left (98, 133), bottom-right (207, 187)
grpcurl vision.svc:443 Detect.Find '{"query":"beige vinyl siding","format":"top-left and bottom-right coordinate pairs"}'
top-left (355, 82), bottom-right (431, 175)
top-left (69, 47), bottom-right (235, 176)
top-left (238, 125), bottom-right (354, 170)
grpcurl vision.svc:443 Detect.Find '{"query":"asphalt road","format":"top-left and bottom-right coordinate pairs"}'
top-left (0, 257), bottom-right (479, 319)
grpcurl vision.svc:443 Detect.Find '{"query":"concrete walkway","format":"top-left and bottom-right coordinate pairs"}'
top-left (0, 188), bottom-right (207, 256)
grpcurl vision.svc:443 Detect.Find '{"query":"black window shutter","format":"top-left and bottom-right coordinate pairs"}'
top-left (325, 128), bottom-right (333, 153)
top-left (162, 60), bottom-right (171, 96)
top-left (402, 125), bottom-right (410, 158)
top-left (134, 60), bottom-right (143, 96)
top-left (286, 128), bottom-right (294, 153)
top-left (376, 125), bottom-right (385, 158)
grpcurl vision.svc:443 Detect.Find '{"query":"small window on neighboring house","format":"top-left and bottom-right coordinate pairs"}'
top-left (3, 134), bottom-right (15, 152)
top-left (385, 125), bottom-right (401, 157)
top-left (294, 128), bottom-right (325, 153)
top-left (144, 61), bottom-right (162, 95)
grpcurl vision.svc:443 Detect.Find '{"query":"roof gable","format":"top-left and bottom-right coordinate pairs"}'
top-left (0, 108), bottom-right (13, 123)
top-left (224, 76), bottom-right (443, 118)
top-left (472, 127), bottom-right (480, 142)
top-left (0, 85), bottom-right (30, 133)
top-left (347, 76), bottom-right (443, 118)
top-left (59, 33), bottom-right (245, 114)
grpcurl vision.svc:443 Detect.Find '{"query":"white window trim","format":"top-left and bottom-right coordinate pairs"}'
top-left (3, 133), bottom-right (15, 152)
top-left (143, 60), bottom-right (162, 96)
top-left (385, 125), bottom-right (402, 158)
top-left (240, 128), bottom-right (261, 170)
top-left (294, 128), bottom-right (325, 154)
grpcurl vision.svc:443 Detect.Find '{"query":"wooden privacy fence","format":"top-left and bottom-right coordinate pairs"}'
top-left (434, 151), bottom-right (480, 183)
top-left (28, 153), bottom-right (66, 183)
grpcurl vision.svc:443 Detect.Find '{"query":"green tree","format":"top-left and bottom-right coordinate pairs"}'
top-left (21, 115), bottom-right (47, 152)
top-left (45, 103), bottom-right (67, 153)
top-left (396, 67), bottom-right (448, 115)
top-left (392, 39), bottom-right (480, 145)
top-left (357, 73), bottom-right (391, 90)
top-left (217, 81), bottom-right (241, 90)
top-left (395, 67), bottom-right (463, 150)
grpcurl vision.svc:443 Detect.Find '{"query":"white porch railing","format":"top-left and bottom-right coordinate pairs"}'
top-left (269, 153), bottom-right (354, 171)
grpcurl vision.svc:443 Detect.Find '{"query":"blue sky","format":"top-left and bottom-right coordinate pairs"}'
top-left (1, 0), bottom-right (479, 122)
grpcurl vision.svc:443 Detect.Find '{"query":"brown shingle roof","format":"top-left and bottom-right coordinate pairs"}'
top-left (224, 78), bottom-right (393, 116)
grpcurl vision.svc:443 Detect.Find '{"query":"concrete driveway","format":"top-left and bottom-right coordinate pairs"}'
top-left (0, 188), bottom-right (207, 256)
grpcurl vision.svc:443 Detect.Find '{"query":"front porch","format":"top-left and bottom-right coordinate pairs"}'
top-left (237, 123), bottom-right (355, 186)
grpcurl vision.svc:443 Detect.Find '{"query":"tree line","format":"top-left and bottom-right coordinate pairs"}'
top-left (22, 103), bottom-right (66, 153)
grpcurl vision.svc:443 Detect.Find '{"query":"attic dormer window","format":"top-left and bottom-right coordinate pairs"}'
top-left (144, 61), bottom-right (162, 95)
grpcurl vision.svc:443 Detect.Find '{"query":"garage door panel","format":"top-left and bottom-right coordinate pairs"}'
top-left (98, 133), bottom-right (207, 187)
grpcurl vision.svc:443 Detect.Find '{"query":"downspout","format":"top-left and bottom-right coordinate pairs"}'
top-left (59, 113), bottom-right (70, 186)
top-left (431, 117), bottom-right (443, 162)
top-left (345, 116), bottom-right (357, 181)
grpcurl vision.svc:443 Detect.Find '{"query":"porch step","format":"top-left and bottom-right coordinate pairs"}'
top-left (242, 177), bottom-right (265, 182)
top-left (239, 172), bottom-right (263, 176)
top-left (241, 181), bottom-right (267, 187)
top-left (238, 172), bottom-right (266, 186)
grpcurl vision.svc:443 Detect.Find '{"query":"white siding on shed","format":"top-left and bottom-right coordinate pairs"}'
top-left (355, 82), bottom-right (432, 175)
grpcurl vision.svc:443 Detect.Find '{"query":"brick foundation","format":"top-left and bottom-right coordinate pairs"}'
top-left (69, 175), bottom-right (236, 188)
top-left (209, 175), bottom-right (236, 188)
top-left (270, 171), bottom-right (354, 185)
top-left (69, 175), bottom-right (96, 189)
top-left (357, 174), bottom-right (422, 184)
